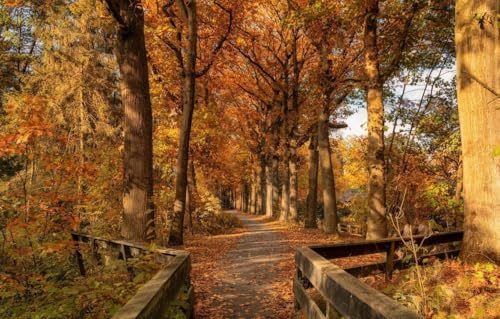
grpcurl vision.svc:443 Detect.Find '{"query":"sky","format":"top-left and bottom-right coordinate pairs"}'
top-left (339, 68), bottom-right (456, 138)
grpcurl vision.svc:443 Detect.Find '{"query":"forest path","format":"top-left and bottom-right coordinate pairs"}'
top-left (207, 210), bottom-right (291, 318)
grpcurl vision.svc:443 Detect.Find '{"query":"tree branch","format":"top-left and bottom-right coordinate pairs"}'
top-left (196, 3), bottom-right (233, 77)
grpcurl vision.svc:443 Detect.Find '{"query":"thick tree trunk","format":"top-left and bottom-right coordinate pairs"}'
top-left (305, 132), bottom-right (319, 229)
top-left (364, 0), bottom-right (387, 240)
top-left (107, 0), bottom-right (154, 241)
top-left (318, 107), bottom-right (338, 234)
top-left (168, 0), bottom-right (197, 245)
top-left (455, 0), bottom-right (499, 262)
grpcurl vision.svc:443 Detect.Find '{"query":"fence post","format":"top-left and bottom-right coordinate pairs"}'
top-left (71, 234), bottom-right (86, 276)
top-left (386, 242), bottom-right (395, 279)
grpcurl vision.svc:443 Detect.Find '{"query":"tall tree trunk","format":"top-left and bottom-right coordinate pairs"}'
top-left (168, 0), bottom-right (197, 245)
top-left (259, 154), bottom-right (266, 215)
top-left (314, 41), bottom-right (338, 235)
top-left (318, 107), bottom-right (338, 234)
top-left (306, 132), bottom-right (319, 229)
top-left (281, 150), bottom-right (291, 222)
top-left (289, 29), bottom-right (300, 223)
top-left (265, 157), bottom-right (273, 217)
top-left (455, 0), bottom-right (499, 262)
top-left (364, 0), bottom-right (387, 240)
top-left (251, 168), bottom-right (257, 214)
top-left (272, 157), bottom-right (280, 217)
top-left (106, 0), bottom-right (154, 241)
top-left (289, 139), bottom-right (298, 222)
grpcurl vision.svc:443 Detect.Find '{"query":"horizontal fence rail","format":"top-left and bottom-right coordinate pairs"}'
top-left (337, 223), bottom-right (364, 237)
top-left (71, 232), bottom-right (194, 319)
top-left (294, 231), bottom-right (463, 319)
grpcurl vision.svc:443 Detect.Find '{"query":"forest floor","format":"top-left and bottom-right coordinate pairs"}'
top-left (184, 210), bottom-right (358, 319)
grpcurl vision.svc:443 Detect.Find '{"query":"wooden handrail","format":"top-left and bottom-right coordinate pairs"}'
top-left (295, 247), bottom-right (422, 319)
top-left (310, 231), bottom-right (463, 259)
top-left (294, 231), bottom-right (463, 318)
top-left (71, 232), bottom-right (193, 319)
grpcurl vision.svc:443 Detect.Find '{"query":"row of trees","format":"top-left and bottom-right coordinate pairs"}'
top-left (232, 0), bottom-right (454, 238)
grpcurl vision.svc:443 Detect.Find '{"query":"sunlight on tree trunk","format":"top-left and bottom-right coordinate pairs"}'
top-left (265, 158), bottom-right (273, 217)
top-left (318, 108), bottom-right (338, 234)
top-left (168, 0), bottom-right (197, 246)
top-left (364, 0), bottom-right (387, 240)
top-left (455, 0), bottom-right (499, 262)
top-left (106, 0), bottom-right (154, 241)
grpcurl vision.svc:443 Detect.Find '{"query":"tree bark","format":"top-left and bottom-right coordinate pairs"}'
top-left (288, 156), bottom-right (299, 223)
top-left (259, 154), bottom-right (266, 215)
top-left (289, 29), bottom-right (300, 223)
top-left (106, 0), bottom-right (154, 241)
top-left (455, 0), bottom-right (499, 262)
top-left (281, 150), bottom-right (291, 222)
top-left (272, 155), bottom-right (280, 217)
top-left (305, 132), bottom-right (319, 229)
top-left (289, 140), bottom-right (298, 222)
top-left (265, 157), bottom-right (273, 217)
top-left (318, 107), bottom-right (338, 234)
top-left (364, 0), bottom-right (387, 240)
top-left (168, 0), bottom-right (197, 245)
top-left (250, 167), bottom-right (257, 214)
top-left (454, 158), bottom-right (463, 202)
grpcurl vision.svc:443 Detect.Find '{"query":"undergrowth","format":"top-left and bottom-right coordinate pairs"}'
top-left (366, 259), bottom-right (500, 319)
top-left (0, 244), bottom-right (161, 319)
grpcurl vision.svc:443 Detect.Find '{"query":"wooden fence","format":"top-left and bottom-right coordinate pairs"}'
top-left (337, 223), bottom-right (364, 237)
top-left (71, 232), bottom-right (194, 319)
top-left (294, 231), bottom-right (463, 319)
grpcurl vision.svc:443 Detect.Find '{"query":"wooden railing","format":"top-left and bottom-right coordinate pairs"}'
top-left (337, 222), bottom-right (364, 237)
top-left (294, 231), bottom-right (463, 319)
top-left (71, 233), bottom-right (194, 319)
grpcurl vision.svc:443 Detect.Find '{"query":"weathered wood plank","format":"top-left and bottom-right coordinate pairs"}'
top-left (310, 231), bottom-right (463, 259)
top-left (112, 253), bottom-right (191, 319)
top-left (296, 247), bottom-right (422, 319)
top-left (71, 232), bottom-right (183, 262)
top-left (293, 278), bottom-right (327, 319)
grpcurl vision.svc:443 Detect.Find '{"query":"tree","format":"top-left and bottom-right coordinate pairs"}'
top-left (155, 0), bottom-right (233, 245)
top-left (363, 0), bottom-right (387, 239)
top-left (104, 0), bottom-right (154, 241)
top-left (455, 0), bottom-right (499, 262)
